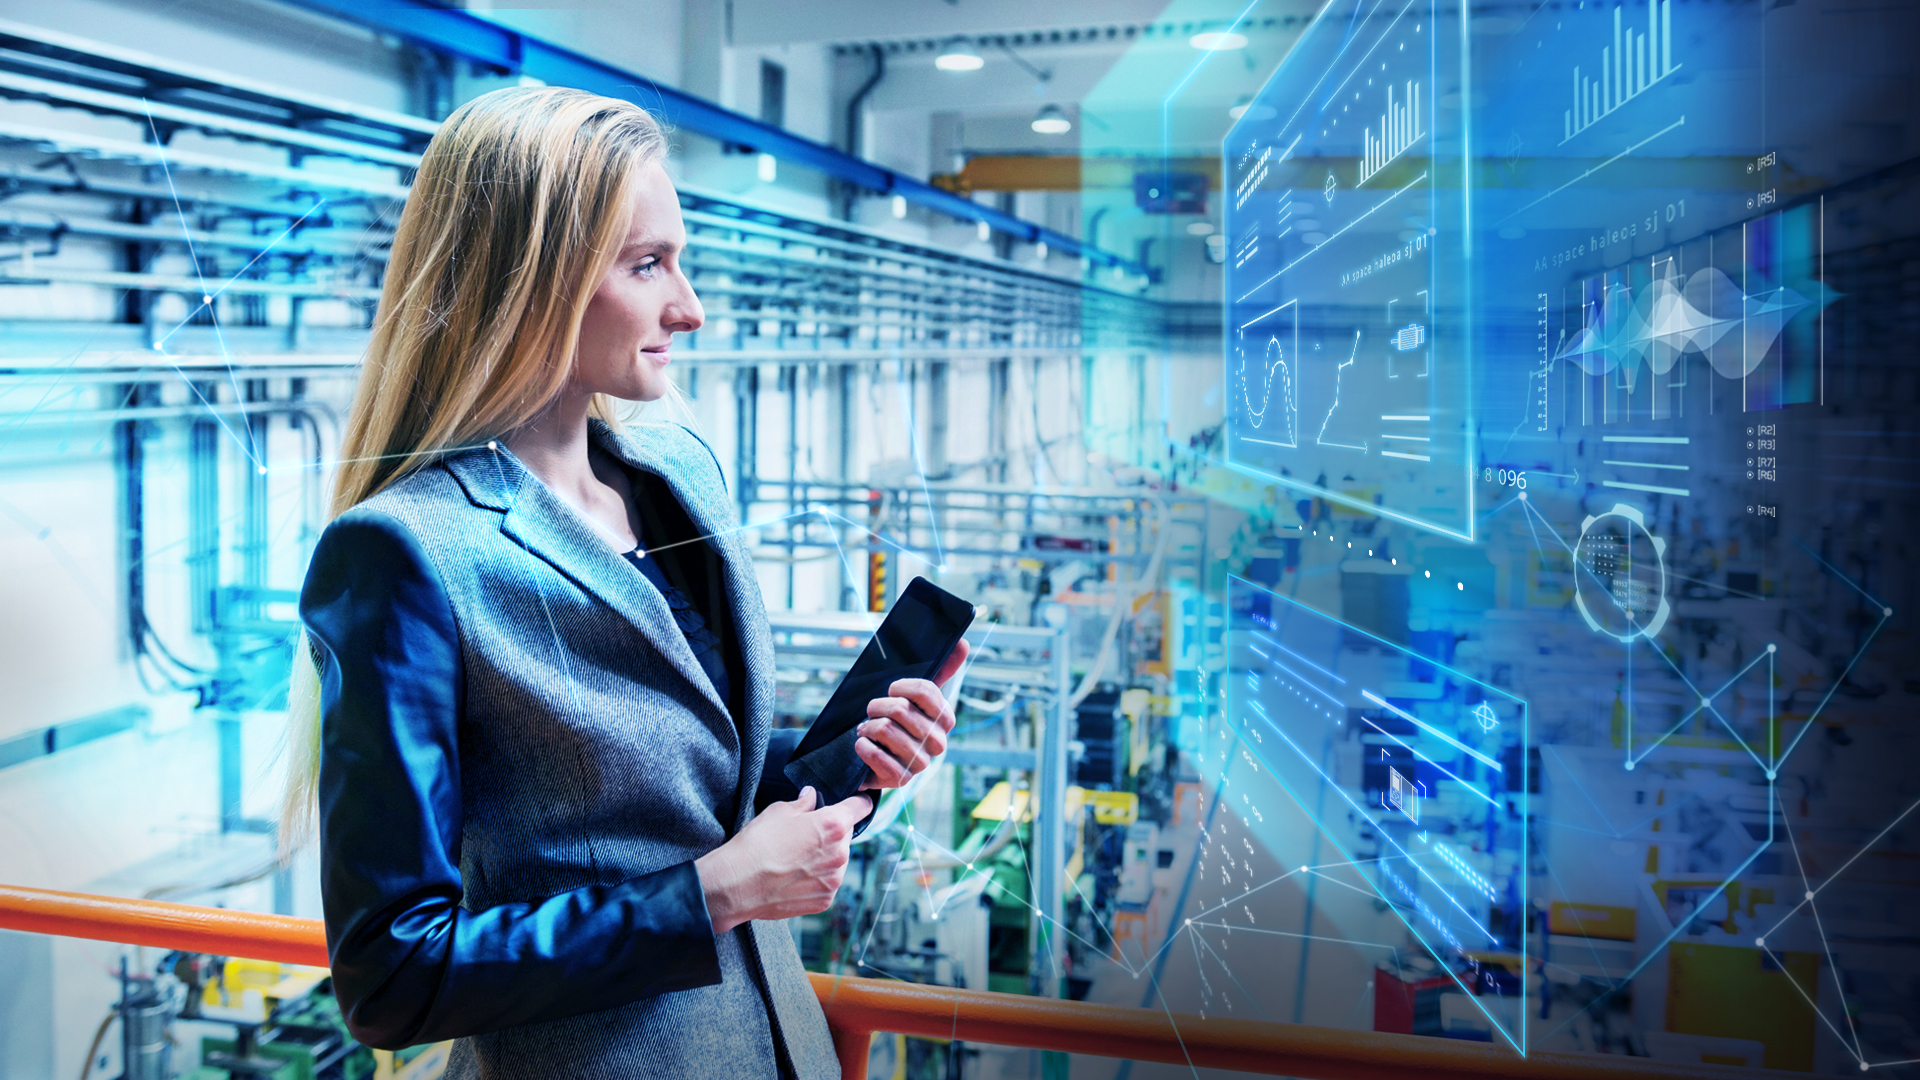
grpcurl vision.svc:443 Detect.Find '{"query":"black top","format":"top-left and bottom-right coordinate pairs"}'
top-left (623, 541), bottom-right (730, 708)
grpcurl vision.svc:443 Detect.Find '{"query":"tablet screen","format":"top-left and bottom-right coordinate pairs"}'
top-left (786, 577), bottom-right (975, 801)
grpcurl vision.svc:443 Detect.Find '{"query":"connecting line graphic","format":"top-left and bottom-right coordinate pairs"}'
top-left (261, 443), bottom-right (501, 475)
top-left (143, 100), bottom-right (255, 462)
top-left (1749, 791), bottom-right (1920, 1072)
top-left (1632, 644), bottom-right (1774, 773)
top-left (1778, 791), bottom-right (1863, 1065)
top-left (129, 97), bottom-right (331, 472)
top-left (1775, 540), bottom-right (1893, 766)
top-left (149, 197), bottom-right (328, 352)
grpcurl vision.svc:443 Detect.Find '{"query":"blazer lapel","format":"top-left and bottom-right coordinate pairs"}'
top-left (592, 423), bottom-right (776, 826)
top-left (441, 443), bottom-right (737, 744)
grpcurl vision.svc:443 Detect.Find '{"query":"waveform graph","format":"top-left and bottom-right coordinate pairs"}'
top-left (1359, 80), bottom-right (1425, 186)
top-left (1235, 300), bottom-right (1299, 448)
top-left (1552, 266), bottom-right (1838, 390)
top-left (1562, 1), bottom-right (1679, 143)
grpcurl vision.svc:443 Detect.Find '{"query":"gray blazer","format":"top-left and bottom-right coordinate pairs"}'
top-left (300, 419), bottom-right (839, 1079)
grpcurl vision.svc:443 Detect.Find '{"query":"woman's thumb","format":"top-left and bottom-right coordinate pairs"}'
top-left (794, 785), bottom-right (818, 812)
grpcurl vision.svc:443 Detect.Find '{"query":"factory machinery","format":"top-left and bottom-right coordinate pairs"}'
top-left (0, 14), bottom-right (1223, 1080)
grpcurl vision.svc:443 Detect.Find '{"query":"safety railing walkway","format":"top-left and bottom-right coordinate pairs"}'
top-left (0, 883), bottom-right (1783, 1080)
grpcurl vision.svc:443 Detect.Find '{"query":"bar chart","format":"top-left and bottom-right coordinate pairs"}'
top-left (1562, 0), bottom-right (1678, 144)
top-left (1358, 79), bottom-right (1425, 185)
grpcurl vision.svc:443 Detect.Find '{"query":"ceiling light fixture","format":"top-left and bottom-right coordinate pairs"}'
top-left (935, 40), bottom-right (984, 71)
top-left (1031, 104), bottom-right (1072, 135)
top-left (1190, 30), bottom-right (1248, 50)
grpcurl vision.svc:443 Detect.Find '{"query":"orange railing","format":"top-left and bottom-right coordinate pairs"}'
top-left (0, 883), bottom-right (1775, 1080)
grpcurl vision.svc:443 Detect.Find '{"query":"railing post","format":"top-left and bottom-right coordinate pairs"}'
top-left (830, 1022), bottom-right (872, 1080)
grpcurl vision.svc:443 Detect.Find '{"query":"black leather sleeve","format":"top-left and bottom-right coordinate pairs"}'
top-left (302, 509), bottom-right (721, 1051)
top-left (755, 727), bottom-right (806, 812)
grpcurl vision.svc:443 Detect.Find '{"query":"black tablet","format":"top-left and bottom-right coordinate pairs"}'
top-left (784, 577), bottom-right (976, 807)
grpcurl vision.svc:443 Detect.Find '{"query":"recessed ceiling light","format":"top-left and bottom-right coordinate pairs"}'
top-left (936, 40), bottom-right (984, 71)
top-left (1031, 104), bottom-right (1071, 135)
top-left (1190, 31), bottom-right (1248, 50)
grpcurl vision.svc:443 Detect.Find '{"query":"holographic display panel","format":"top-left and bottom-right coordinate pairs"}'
top-left (1225, 0), bottom-right (1475, 538)
top-left (1228, 574), bottom-right (1530, 1051)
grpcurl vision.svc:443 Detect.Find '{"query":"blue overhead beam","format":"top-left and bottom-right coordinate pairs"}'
top-left (277, 0), bottom-right (1152, 278)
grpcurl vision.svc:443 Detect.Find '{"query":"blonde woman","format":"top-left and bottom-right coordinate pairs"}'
top-left (285, 86), bottom-right (965, 1078)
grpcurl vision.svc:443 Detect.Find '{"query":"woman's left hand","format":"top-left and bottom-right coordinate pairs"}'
top-left (857, 640), bottom-right (970, 791)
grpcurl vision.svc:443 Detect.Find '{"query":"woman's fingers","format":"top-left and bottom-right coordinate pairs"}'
top-left (862, 698), bottom-right (948, 758)
top-left (855, 736), bottom-right (914, 788)
top-left (861, 714), bottom-right (938, 772)
top-left (881, 678), bottom-right (957, 735)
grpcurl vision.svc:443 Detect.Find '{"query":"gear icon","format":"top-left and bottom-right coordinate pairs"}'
top-left (1573, 502), bottom-right (1671, 642)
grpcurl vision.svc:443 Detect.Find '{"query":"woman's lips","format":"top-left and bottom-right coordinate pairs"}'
top-left (642, 346), bottom-right (670, 366)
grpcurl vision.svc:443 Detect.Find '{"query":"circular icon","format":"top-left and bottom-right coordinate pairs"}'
top-left (1473, 703), bottom-right (1500, 732)
top-left (1324, 171), bottom-right (1337, 205)
top-left (1573, 503), bottom-right (1671, 642)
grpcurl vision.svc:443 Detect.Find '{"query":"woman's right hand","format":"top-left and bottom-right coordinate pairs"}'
top-left (693, 786), bottom-right (871, 934)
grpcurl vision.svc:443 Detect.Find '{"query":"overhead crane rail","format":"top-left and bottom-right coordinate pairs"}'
top-left (0, 17), bottom-right (1157, 363)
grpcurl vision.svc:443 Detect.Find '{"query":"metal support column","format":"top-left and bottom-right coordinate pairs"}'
top-left (1032, 624), bottom-right (1070, 997)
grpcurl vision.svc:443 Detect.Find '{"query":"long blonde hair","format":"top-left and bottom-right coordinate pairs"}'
top-left (281, 86), bottom-right (668, 853)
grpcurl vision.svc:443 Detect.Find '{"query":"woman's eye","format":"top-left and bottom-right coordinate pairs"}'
top-left (634, 258), bottom-right (660, 277)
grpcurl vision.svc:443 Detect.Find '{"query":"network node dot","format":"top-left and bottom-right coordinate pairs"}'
top-left (1755, 936), bottom-right (1765, 947)
top-left (1456, 582), bottom-right (1464, 591)
top-left (1765, 770), bottom-right (1776, 780)
top-left (257, 465), bottom-right (267, 475)
top-left (1518, 491), bottom-right (1528, 501)
top-left (1884, 607), bottom-right (1894, 617)
top-left (202, 294), bottom-right (212, 304)
top-left (1805, 890), bottom-right (1814, 901)
top-left (1702, 696), bottom-right (1712, 708)
top-left (1625, 760), bottom-right (1636, 771)
top-left (487, 441), bottom-right (497, 450)
top-left (1768, 643), bottom-right (1777, 653)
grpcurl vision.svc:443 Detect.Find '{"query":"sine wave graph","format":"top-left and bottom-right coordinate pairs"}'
top-left (1240, 334), bottom-right (1298, 447)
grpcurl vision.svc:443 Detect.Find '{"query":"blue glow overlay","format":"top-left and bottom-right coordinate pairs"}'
top-left (1200, 0), bottom-right (1917, 1066)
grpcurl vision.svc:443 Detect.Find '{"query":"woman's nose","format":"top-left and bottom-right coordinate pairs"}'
top-left (666, 274), bottom-right (704, 333)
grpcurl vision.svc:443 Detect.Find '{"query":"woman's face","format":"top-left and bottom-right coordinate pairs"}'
top-left (573, 160), bottom-right (704, 402)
